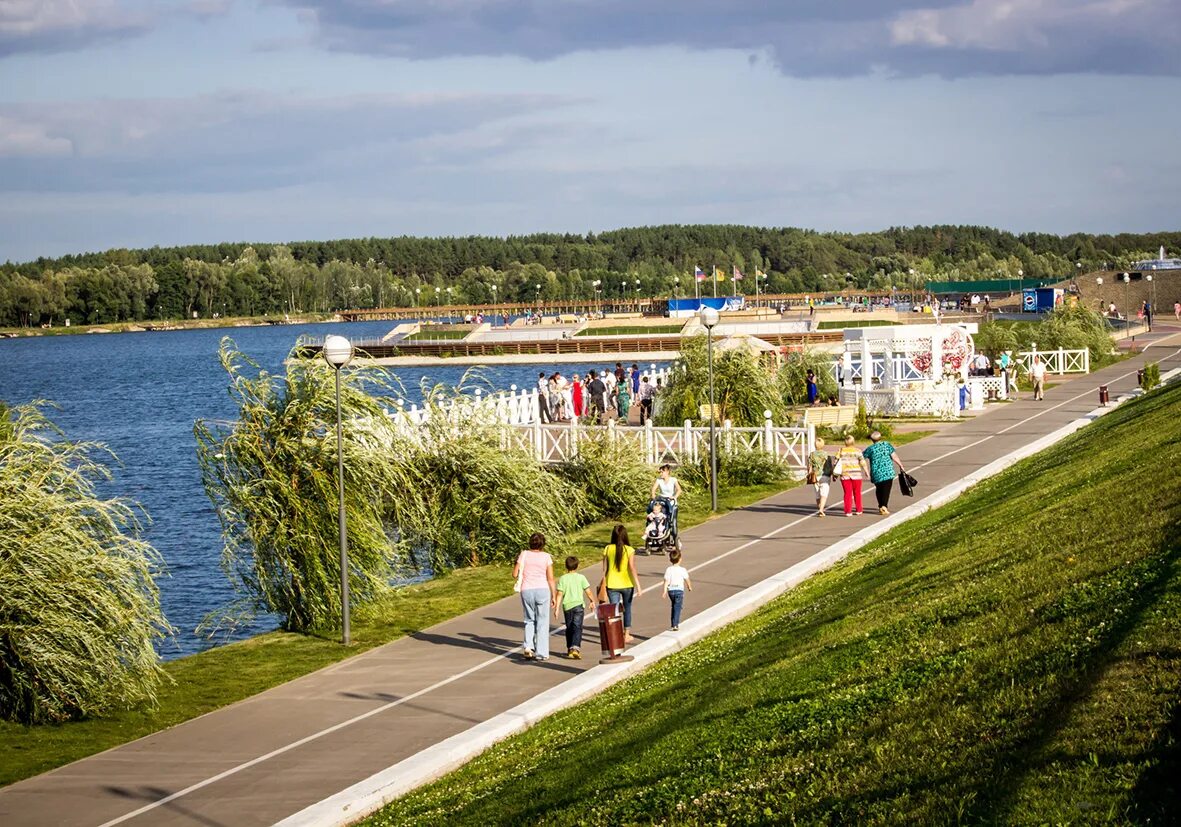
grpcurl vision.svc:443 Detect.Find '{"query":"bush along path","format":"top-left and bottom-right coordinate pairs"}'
top-left (366, 381), bottom-right (1181, 826)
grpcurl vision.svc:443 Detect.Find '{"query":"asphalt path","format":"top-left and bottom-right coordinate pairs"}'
top-left (3, 327), bottom-right (1179, 827)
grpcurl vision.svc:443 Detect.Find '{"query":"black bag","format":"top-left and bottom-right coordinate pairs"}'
top-left (899, 471), bottom-right (918, 497)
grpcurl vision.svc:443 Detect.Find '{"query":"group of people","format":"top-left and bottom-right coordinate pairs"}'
top-left (808, 431), bottom-right (909, 518)
top-left (512, 467), bottom-right (690, 660)
top-left (537, 362), bottom-right (656, 425)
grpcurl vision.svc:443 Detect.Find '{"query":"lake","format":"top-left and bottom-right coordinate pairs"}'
top-left (0, 320), bottom-right (662, 658)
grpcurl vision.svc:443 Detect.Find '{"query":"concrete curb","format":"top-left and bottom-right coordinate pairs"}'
top-left (276, 384), bottom-right (1160, 827)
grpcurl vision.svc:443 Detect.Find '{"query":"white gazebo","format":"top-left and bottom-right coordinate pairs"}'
top-left (838, 323), bottom-right (977, 418)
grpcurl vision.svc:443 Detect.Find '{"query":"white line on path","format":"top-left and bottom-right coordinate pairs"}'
top-left (99, 348), bottom-right (1181, 826)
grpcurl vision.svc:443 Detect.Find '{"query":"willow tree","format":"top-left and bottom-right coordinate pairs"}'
top-left (655, 334), bottom-right (788, 426)
top-left (0, 401), bottom-right (169, 724)
top-left (195, 339), bottom-right (426, 635)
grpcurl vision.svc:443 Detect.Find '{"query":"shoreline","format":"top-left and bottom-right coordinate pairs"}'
top-left (0, 314), bottom-right (338, 339)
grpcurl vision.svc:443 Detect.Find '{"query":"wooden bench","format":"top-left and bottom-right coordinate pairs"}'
top-left (801, 405), bottom-right (857, 428)
top-left (698, 403), bottom-right (721, 424)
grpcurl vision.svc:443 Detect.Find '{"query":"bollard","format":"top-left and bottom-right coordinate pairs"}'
top-left (596, 602), bottom-right (633, 664)
top-left (1098, 385), bottom-right (1109, 406)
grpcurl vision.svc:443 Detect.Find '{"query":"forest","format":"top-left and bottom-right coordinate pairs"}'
top-left (2, 224), bottom-right (1177, 328)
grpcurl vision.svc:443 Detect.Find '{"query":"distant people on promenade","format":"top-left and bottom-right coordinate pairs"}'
top-left (601, 525), bottom-right (641, 643)
top-left (554, 556), bottom-right (595, 659)
top-left (1174, 301), bottom-right (1180, 321)
top-left (863, 431), bottom-right (906, 516)
top-left (514, 533), bottom-right (556, 662)
top-left (807, 437), bottom-right (834, 517)
top-left (537, 372), bottom-right (551, 423)
top-left (638, 375), bottom-right (655, 424)
top-left (1030, 356), bottom-right (1047, 400)
top-left (630, 363), bottom-right (641, 395)
top-left (616, 378), bottom-right (631, 423)
top-left (571, 373), bottom-right (584, 419)
top-left (806, 369), bottom-right (819, 405)
top-left (834, 435), bottom-right (869, 517)
top-left (662, 550), bottom-right (692, 631)
top-left (586, 371), bottom-right (606, 421)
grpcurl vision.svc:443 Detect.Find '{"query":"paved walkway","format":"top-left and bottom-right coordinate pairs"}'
top-left (3, 329), bottom-right (1180, 827)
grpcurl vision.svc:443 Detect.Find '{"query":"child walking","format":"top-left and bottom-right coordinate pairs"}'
top-left (554, 556), bottom-right (596, 659)
top-left (662, 550), bottom-right (692, 631)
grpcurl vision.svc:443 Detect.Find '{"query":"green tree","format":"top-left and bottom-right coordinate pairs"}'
top-left (0, 401), bottom-right (169, 724)
top-left (656, 334), bottom-right (788, 427)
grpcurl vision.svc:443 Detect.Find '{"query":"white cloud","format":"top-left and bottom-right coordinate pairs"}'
top-left (0, 115), bottom-right (73, 157)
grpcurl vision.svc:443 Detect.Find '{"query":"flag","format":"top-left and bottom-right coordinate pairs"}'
top-left (694, 265), bottom-right (706, 282)
top-left (732, 266), bottom-right (744, 281)
top-left (755, 268), bottom-right (765, 279)
top-left (714, 266), bottom-right (726, 282)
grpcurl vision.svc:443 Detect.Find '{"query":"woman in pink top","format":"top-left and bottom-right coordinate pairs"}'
top-left (513, 533), bottom-right (556, 661)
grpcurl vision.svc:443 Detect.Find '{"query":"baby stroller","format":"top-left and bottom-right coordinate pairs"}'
top-left (643, 496), bottom-right (680, 555)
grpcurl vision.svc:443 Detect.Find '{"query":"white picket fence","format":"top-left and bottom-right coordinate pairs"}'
top-left (840, 385), bottom-right (960, 419)
top-left (1015, 347), bottom-right (1089, 374)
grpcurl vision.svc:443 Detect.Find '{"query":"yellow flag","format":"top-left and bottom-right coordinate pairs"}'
top-left (714, 266), bottom-right (725, 282)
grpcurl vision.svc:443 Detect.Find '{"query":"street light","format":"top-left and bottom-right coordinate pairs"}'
top-left (322, 334), bottom-right (354, 646)
top-left (414, 287), bottom-right (420, 307)
top-left (446, 286), bottom-right (453, 323)
top-left (1146, 273), bottom-right (1155, 330)
top-left (592, 279), bottom-right (602, 316)
top-left (1122, 273), bottom-right (1131, 333)
top-left (698, 305), bottom-right (720, 512)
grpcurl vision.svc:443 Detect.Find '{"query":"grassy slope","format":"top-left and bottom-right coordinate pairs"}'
top-left (368, 384), bottom-right (1181, 826)
top-left (0, 479), bottom-right (790, 787)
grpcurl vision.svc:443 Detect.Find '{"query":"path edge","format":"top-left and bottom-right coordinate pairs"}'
top-left (277, 375), bottom-right (1175, 827)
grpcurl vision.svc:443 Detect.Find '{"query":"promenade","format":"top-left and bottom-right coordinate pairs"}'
top-left (3, 326), bottom-right (1180, 827)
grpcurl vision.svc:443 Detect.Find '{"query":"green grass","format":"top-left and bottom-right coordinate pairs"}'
top-left (575, 325), bottom-right (684, 337)
top-left (0, 479), bottom-right (792, 787)
top-left (365, 383), bottom-right (1181, 826)
top-left (404, 329), bottom-right (470, 341)
top-left (816, 319), bottom-right (896, 329)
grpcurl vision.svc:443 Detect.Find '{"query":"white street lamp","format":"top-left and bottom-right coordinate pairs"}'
top-left (1146, 274), bottom-right (1155, 330)
top-left (322, 334), bottom-right (354, 645)
top-left (699, 306), bottom-right (720, 512)
top-left (1122, 273), bottom-right (1131, 333)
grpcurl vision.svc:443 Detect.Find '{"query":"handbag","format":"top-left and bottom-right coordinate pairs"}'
top-left (899, 471), bottom-right (918, 497)
top-left (806, 468), bottom-right (818, 485)
top-left (513, 552), bottom-right (524, 592)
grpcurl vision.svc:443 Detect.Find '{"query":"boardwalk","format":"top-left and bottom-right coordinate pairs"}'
top-left (2, 326), bottom-right (1179, 827)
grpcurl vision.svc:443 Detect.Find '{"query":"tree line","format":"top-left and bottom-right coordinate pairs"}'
top-left (2, 224), bottom-right (1177, 327)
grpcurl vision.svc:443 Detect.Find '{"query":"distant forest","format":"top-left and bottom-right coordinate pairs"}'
top-left (2, 225), bottom-right (1177, 327)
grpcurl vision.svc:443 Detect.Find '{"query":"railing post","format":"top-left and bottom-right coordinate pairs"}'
top-left (569, 414), bottom-right (579, 457)
top-left (763, 409), bottom-right (774, 456)
top-left (1057, 348), bottom-right (1065, 374)
top-left (607, 417), bottom-right (616, 444)
top-left (684, 419), bottom-right (694, 464)
top-left (644, 419), bottom-right (655, 464)
top-left (532, 415), bottom-right (543, 461)
top-left (1083, 349), bottom-right (1090, 374)
top-left (723, 418), bottom-right (732, 453)
top-left (807, 423), bottom-right (816, 461)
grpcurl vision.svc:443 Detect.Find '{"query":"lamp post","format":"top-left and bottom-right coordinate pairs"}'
top-left (535, 282), bottom-right (541, 307)
top-left (592, 279), bottom-right (602, 316)
top-left (414, 287), bottom-right (420, 308)
top-left (1146, 272), bottom-right (1155, 330)
top-left (1122, 273), bottom-right (1131, 333)
top-left (322, 334), bottom-right (354, 645)
top-left (446, 286), bottom-right (453, 323)
top-left (673, 277), bottom-right (680, 302)
top-left (908, 268), bottom-right (916, 305)
top-left (699, 306), bottom-right (720, 512)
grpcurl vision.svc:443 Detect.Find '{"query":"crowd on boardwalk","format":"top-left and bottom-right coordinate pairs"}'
top-left (535, 361), bottom-right (657, 425)
top-left (510, 429), bottom-right (916, 662)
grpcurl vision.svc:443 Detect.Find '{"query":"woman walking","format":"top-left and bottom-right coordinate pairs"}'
top-left (807, 437), bottom-right (834, 517)
top-left (602, 524), bottom-right (642, 643)
top-left (571, 373), bottom-right (584, 419)
top-left (862, 431), bottom-right (906, 516)
top-left (834, 435), bottom-right (869, 517)
top-left (513, 533), bottom-right (556, 661)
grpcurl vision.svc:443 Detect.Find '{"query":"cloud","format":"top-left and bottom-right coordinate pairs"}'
top-left (279, 0), bottom-right (1181, 76)
top-left (0, 90), bottom-right (581, 193)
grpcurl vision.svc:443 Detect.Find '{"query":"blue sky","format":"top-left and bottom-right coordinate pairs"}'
top-left (2, 0), bottom-right (1179, 262)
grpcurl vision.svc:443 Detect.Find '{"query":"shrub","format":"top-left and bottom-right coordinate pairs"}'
top-left (656, 335), bottom-right (787, 427)
top-left (679, 444), bottom-right (793, 488)
top-left (1141, 362), bottom-right (1161, 391)
top-left (552, 431), bottom-right (653, 520)
top-left (0, 401), bottom-right (170, 723)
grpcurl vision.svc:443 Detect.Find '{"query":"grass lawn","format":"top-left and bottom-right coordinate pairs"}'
top-left (575, 325), bottom-right (684, 337)
top-left (404, 329), bottom-right (470, 341)
top-left (0, 479), bottom-right (792, 787)
top-left (365, 382), bottom-right (1181, 826)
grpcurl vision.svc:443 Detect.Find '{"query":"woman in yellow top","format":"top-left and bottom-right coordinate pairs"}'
top-left (833, 434), bottom-right (870, 517)
top-left (602, 524), bottom-right (642, 643)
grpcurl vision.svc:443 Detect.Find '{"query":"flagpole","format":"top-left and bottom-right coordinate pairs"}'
top-left (713, 265), bottom-right (717, 299)
top-left (695, 267), bottom-right (700, 301)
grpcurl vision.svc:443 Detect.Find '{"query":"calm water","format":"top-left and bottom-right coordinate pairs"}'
top-left (0, 320), bottom-right (661, 658)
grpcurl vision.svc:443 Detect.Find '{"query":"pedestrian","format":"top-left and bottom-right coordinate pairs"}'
top-left (1030, 356), bottom-right (1047, 400)
top-left (662, 549), bottom-right (692, 631)
top-left (513, 533), bottom-right (556, 661)
top-left (1008, 365), bottom-right (1020, 400)
top-left (1145, 301), bottom-right (1153, 331)
top-left (998, 350), bottom-right (1012, 393)
top-left (601, 524), bottom-right (642, 643)
top-left (614, 362), bottom-right (626, 385)
top-left (1174, 300), bottom-right (1180, 321)
top-left (833, 435), bottom-right (868, 517)
top-left (638, 375), bottom-right (654, 424)
top-left (587, 370), bottom-right (606, 421)
top-left (806, 369), bottom-right (819, 405)
top-left (616, 379), bottom-right (632, 423)
top-left (554, 556), bottom-right (596, 659)
top-left (536, 372), bottom-right (552, 423)
top-left (807, 436), bottom-right (834, 517)
top-left (631, 363), bottom-right (641, 395)
top-left (571, 373), bottom-right (584, 419)
top-left (862, 431), bottom-right (906, 516)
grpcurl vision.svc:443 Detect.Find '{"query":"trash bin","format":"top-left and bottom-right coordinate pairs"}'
top-left (596, 602), bottom-right (632, 663)
top-left (1099, 385), bottom-right (1109, 405)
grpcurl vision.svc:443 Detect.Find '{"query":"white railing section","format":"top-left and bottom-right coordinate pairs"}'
top-left (840, 385), bottom-right (960, 419)
top-left (1016, 347), bottom-right (1090, 375)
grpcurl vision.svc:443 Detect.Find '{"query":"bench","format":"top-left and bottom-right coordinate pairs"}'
top-left (698, 403), bottom-right (721, 424)
top-left (801, 405), bottom-right (857, 428)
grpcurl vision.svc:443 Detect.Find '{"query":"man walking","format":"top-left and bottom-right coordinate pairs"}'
top-left (537, 372), bottom-right (552, 423)
top-left (586, 371), bottom-right (607, 421)
top-left (637, 375), bottom-right (655, 424)
top-left (1030, 356), bottom-right (1047, 401)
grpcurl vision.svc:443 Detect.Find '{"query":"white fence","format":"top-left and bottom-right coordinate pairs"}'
top-left (1015, 347), bottom-right (1089, 374)
top-left (499, 414), bottom-right (812, 475)
top-left (840, 385), bottom-right (960, 419)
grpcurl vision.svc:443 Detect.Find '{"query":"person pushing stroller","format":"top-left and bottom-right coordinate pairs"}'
top-left (645, 464), bottom-right (682, 554)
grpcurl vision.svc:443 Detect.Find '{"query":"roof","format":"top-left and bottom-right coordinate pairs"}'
top-left (924, 277), bottom-right (1057, 295)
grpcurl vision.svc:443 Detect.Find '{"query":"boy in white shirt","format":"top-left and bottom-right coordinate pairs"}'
top-left (662, 550), bottom-right (692, 631)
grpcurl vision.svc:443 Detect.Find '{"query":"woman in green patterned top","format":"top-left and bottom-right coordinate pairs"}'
top-left (807, 437), bottom-right (835, 517)
top-left (862, 431), bottom-right (906, 516)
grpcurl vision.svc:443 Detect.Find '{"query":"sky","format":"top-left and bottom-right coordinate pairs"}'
top-left (1, 0), bottom-right (1179, 263)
